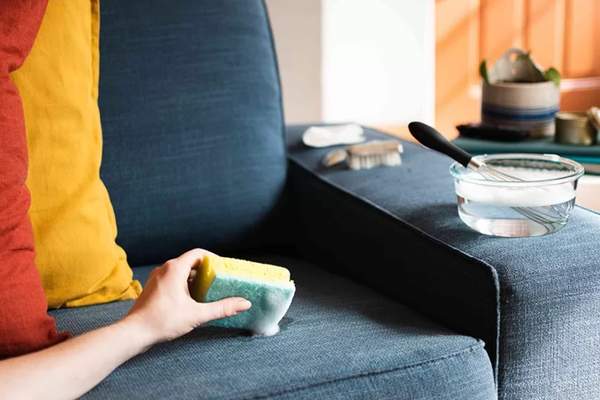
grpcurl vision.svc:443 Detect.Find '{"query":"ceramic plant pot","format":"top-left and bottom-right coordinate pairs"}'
top-left (481, 48), bottom-right (560, 138)
top-left (482, 81), bottom-right (560, 138)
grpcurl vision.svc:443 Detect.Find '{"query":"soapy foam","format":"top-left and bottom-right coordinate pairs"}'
top-left (250, 287), bottom-right (295, 336)
top-left (456, 167), bottom-right (575, 207)
top-left (205, 274), bottom-right (296, 336)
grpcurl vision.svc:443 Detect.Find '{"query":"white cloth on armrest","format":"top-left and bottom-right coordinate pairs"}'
top-left (302, 124), bottom-right (365, 148)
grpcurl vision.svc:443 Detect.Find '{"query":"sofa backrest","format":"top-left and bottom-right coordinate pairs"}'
top-left (99, 0), bottom-right (286, 266)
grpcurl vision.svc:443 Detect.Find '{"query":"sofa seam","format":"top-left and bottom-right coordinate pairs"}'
top-left (240, 342), bottom-right (485, 400)
top-left (261, 0), bottom-right (287, 163)
top-left (286, 125), bottom-right (501, 383)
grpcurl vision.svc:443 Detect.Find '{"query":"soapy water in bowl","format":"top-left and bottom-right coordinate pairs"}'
top-left (455, 166), bottom-right (576, 237)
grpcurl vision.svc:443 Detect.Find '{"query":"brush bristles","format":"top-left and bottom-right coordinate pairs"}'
top-left (345, 140), bottom-right (403, 170)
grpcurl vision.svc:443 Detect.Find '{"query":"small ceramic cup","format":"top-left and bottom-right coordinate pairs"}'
top-left (482, 80), bottom-right (560, 138)
top-left (555, 112), bottom-right (597, 145)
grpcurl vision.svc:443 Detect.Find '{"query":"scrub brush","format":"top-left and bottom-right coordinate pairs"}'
top-left (322, 140), bottom-right (403, 170)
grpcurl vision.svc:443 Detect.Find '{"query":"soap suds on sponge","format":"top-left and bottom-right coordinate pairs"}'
top-left (191, 255), bottom-right (295, 336)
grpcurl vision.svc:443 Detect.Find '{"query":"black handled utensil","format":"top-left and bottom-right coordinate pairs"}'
top-left (408, 121), bottom-right (518, 180)
top-left (408, 121), bottom-right (558, 228)
top-left (408, 121), bottom-right (474, 168)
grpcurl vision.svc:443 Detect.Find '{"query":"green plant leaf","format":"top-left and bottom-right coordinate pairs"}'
top-left (544, 67), bottom-right (561, 87)
top-left (479, 60), bottom-right (489, 83)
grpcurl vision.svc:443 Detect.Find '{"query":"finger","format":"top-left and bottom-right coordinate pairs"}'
top-left (147, 265), bottom-right (164, 282)
top-left (197, 297), bottom-right (252, 323)
top-left (177, 248), bottom-right (208, 268)
top-left (166, 249), bottom-right (210, 280)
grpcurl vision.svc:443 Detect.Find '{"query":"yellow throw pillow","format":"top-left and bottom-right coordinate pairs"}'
top-left (11, 0), bottom-right (141, 308)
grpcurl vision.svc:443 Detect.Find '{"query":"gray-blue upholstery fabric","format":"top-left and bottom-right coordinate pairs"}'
top-left (98, 0), bottom-right (286, 266)
top-left (50, 257), bottom-right (495, 400)
top-left (286, 125), bottom-right (600, 400)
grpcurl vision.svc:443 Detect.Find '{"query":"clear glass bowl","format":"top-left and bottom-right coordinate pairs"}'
top-left (449, 154), bottom-right (584, 237)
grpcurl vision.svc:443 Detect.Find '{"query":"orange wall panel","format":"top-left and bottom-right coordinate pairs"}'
top-left (480, 0), bottom-right (525, 61)
top-left (525, 0), bottom-right (565, 70)
top-left (564, 0), bottom-right (598, 77)
top-left (436, 0), bottom-right (481, 135)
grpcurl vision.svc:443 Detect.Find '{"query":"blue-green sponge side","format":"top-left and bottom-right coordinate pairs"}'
top-left (205, 275), bottom-right (295, 336)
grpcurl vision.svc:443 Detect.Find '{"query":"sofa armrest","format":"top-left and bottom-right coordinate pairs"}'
top-left (286, 124), bottom-right (600, 399)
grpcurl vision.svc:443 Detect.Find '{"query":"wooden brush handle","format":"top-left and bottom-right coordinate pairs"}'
top-left (347, 140), bottom-right (401, 156)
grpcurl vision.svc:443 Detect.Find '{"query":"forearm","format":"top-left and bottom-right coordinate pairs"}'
top-left (0, 317), bottom-right (152, 400)
top-left (0, 249), bottom-right (250, 399)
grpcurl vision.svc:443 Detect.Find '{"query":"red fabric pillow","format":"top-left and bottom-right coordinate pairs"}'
top-left (0, 0), bottom-right (67, 358)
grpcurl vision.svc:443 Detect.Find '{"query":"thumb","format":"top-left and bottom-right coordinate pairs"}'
top-left (197, 297), bottom-right (252, 324)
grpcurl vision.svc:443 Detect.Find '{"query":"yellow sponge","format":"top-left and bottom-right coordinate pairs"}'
top-left (191, 255), bottom-right (295, 336)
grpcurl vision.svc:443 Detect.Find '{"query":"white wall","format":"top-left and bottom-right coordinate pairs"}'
top-left (266, 0), bottom-right (322, 124)
top-left (266, 0), bottom-right (435, 126)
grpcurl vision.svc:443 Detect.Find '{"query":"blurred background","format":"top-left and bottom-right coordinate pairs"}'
top-left (266, 0), bottom-right (600, 139)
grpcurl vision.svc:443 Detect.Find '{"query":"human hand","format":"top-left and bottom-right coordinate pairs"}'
top-left (122, 249), bottom-right (251, 348)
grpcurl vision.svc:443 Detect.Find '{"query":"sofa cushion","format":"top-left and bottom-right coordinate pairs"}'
top-left (286, 124), bottom-right (600, 400)
top-left (98, 0), bottom-right (287, 266)
top-left (50, 256), bottom-right (495, 400)
top-left (12, 0), bottom-right (141, 308)
top-left (0, 0), bottom-right (67, 357)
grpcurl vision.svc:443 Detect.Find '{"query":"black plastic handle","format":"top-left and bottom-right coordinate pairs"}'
top-left (408, 121), bottom-right (473, 167)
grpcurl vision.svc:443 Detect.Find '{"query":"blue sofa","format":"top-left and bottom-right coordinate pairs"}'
top-left (50, 1), bottom-right (600, 399)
